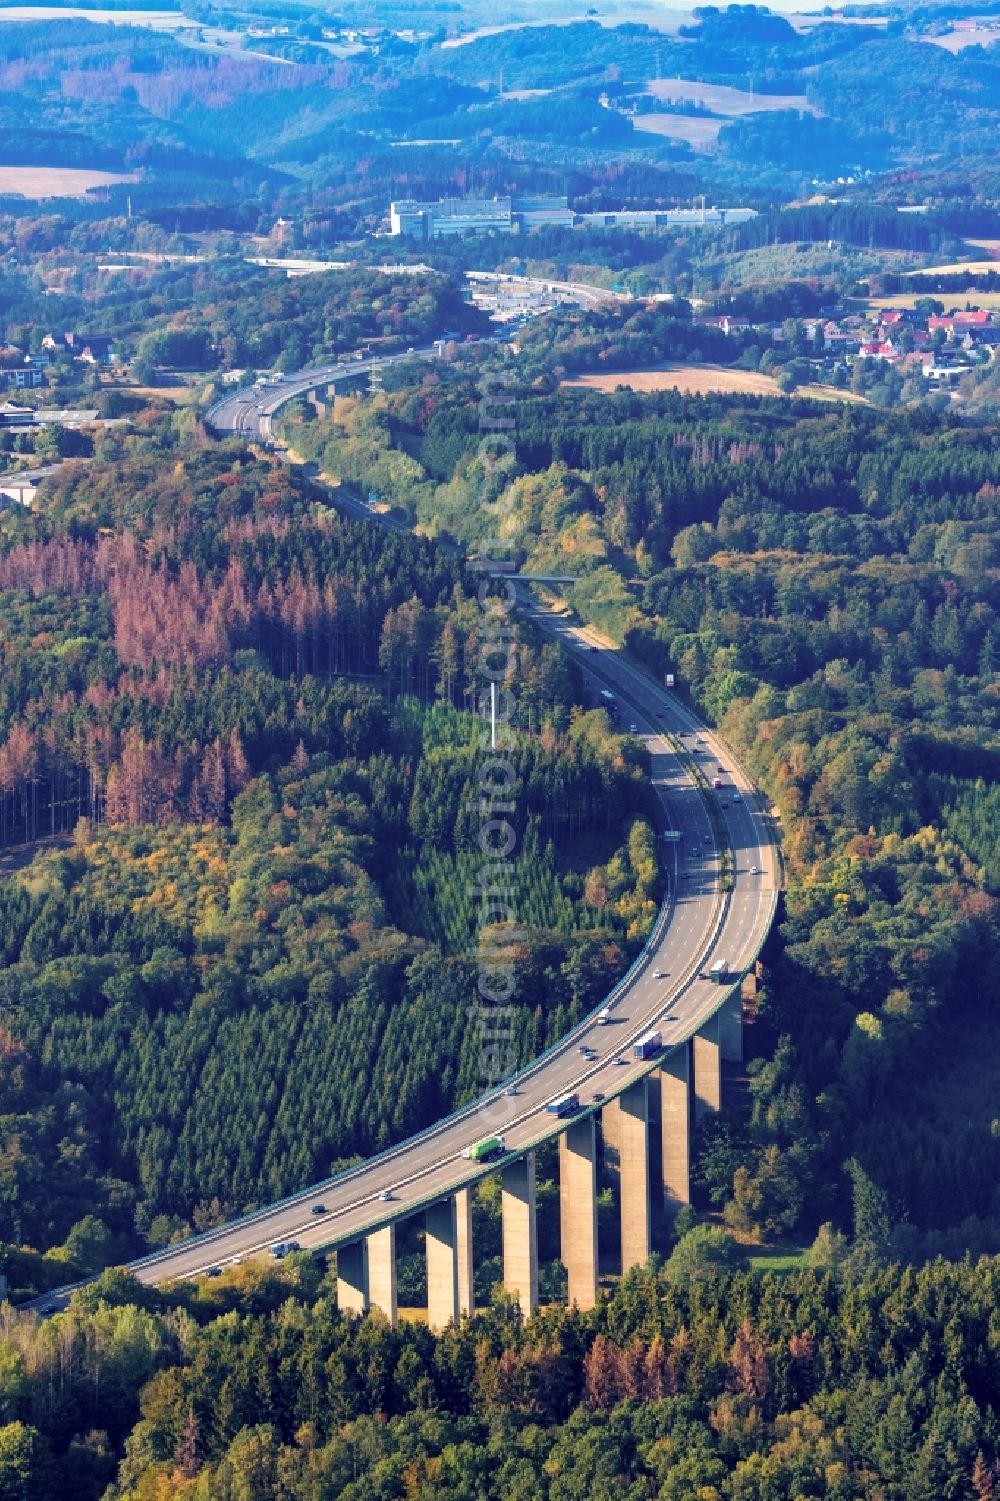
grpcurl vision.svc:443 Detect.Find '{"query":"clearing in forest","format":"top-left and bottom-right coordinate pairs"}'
top-left (906, 259), bottom-right (1000, 276)
top-left (0, 166), bottom-right (137, 198)
top-left (645, 77), bottom-right (819, 115)
top-left (562, 365), bottom-right (859, 402)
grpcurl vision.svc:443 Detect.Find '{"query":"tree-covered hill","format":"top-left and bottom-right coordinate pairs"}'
top-left (290, 368), bottom-right (1000, 1257)
top-left (0, 420), bottom-right (660, 1289)
top-left (1, 1249), bottom-right (998, 1498)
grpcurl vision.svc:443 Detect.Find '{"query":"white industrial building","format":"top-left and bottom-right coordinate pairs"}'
top-left (389, 195), bottom-right (755, 239)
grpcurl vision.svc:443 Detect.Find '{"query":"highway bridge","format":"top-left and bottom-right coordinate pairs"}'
top-left (203, 344), bottom-right (443, 443)
top-left (30, 356), bottom-right (779, 1326)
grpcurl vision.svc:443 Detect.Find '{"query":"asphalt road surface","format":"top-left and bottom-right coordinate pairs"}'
top-left (204, 345), bottom-right (443, 441)
top-left (28, 352), bottom-right (778, 1313)
top-left (29, 601), bottom-right (776, 1311)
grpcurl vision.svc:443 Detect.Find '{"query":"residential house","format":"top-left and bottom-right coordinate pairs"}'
top-left (858, 340), bottom-right (900, 361)
top-left (695, 315), bottom-right (752, 336)
top-left (953, 310), bottom-right (990, 327)
top-left (42, 332), bottom-right (118, 364)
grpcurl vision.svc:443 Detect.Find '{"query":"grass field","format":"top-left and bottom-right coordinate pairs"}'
top-left (563, 365), bottom-right (859, 402)
top-left (646, 77), bottom-right (818, 116)
top-left (0, 5), bottom-right (190, 23)
top-left (0, 166), bottom-right (136, 198)
top-left (866, 290), bottom-right (1000, 312)
top-left (746, 1244), bottom-right (809, 1275)
top-left (632, 114), bottom-right (723, 145)
top-left (440, 10), bottom-right (690, 47)
top-left (907, 259), bottom-right (1000, 276)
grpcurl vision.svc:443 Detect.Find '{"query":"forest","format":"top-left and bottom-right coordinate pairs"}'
top-left (0, 415), bottom-right (661, 1294)
top-left (0, 258), bottom-right (487, 386)
top-left (0, 4), bottom-right (999, 1493)
top-left (0, 0), bottom-right (994, 242)
top-left (1, 1248), bottom-right (998, 1498)
top-left (281, 370), bottom-right (1000, 1260)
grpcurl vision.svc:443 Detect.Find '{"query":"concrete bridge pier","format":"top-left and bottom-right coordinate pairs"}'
top-left (426, 1197), bottom-right (461, 1332)
top-left (336, 1238), bottom-right (369, 1317)
top-left (693, 1012), bottom-right (722, 1121)
top-left (720, 986), bottom-right (744, 1064)
top-left (659, 1042), bottom-right (692, 1215)
top-left (456, 1187), bottom-right (475, 1317)
top-left (606, 1080), bottom-right (653, 1273)
top-left (426, 1190), bottom-right (475, 1331)
top-left (502, 1154), bottom-right (538, 1316)
top-left (559, 1116), bottom-right (599, 1309)
top-left (367, 1224), bottom-right (398, 1327)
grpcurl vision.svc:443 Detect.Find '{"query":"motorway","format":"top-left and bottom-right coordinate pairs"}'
top-left (203, 263), bottom-right (635, 442)
top-left (30, 346), bottom-right (778, 1313)
top-left (464, 270), bottom-right (627, 313)
top-left (204, 344), bottom-right (444, 442)
top-left (32, 602), bottom-right (776, 1309)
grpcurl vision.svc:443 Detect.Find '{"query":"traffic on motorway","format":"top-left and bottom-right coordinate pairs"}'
top-left (30, 600), bottom-right (776, 1311)
top-left (29, 344), bottom-right (777, 1314)
top-left (204, 345), bottom-right (443, 441)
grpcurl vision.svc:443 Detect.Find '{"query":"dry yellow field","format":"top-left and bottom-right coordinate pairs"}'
top-left (632, 114), bottom-right (723, 146)
top-left (907, 260), bottom-right (1000, 276)
top-left (646, 77), bottom-right (818, 116)
top-left (0, 166), bottom-right (136, 198)
top-left (922, 24), bottom-right (999, 50)
top-left (0, 5), bottom-right (188, 22)
top-left (867, 290), bottom-right (1000, 311)
top-left (563, 366), bottom-right (859, 402)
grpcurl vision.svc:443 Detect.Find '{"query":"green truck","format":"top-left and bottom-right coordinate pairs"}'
top-left (462, 1135), bottom-right (506, 1162)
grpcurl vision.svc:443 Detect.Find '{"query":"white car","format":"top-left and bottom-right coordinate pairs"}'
top-left (750, 865), bottom-right (760, 875)
top-left (653, 969), bottom-right (666, 979)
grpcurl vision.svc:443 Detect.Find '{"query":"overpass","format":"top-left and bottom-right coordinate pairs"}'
top-left (30, 357), bottom-right (779, 1326)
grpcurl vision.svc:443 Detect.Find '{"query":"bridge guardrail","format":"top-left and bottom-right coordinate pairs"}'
top-left (77, 384), bottom-right (780, 1289)
top-left (123, 661), bottom-right (773, 1280)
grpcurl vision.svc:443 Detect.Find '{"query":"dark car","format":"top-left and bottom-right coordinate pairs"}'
top-left (311, 1204), bottom-right (326, 1215)
top-left (592, 1090), bottom-right (605, 1103)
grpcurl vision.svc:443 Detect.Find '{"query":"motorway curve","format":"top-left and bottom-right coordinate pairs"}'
top-left (206, 344), bottom-right (449, 446)
top-left (31, 359), bottom-right (778, 1311)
